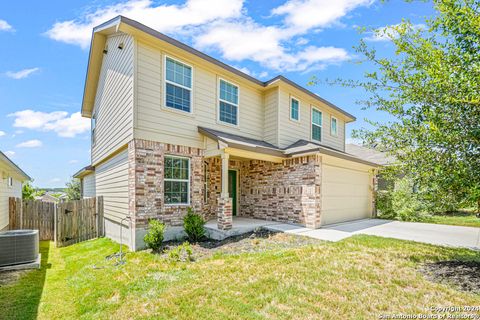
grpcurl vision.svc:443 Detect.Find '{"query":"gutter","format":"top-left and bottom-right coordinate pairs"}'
top-left (73, 165), bottom-right (95, 179)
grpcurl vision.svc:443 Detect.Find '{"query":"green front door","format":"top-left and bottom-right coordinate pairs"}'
top-left (228, 170), bottom-right (237, 216)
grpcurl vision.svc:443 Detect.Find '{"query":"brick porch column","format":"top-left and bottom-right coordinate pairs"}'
top-left (217, 196), bottom-right (233, 230)
top-left (217, 151), bottom-right (232, 230)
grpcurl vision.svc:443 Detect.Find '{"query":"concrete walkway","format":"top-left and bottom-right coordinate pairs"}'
top-left (266, 219), bottom-right (480, 250)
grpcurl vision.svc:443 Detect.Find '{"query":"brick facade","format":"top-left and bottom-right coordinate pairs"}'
top-left (129, 138), bottom-right (322, 231)
top-left (128, 139), bottom-right (204, 229)
top-left (205, 155), bottom-right (322, 228)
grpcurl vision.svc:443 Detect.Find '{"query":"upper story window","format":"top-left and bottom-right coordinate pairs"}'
top-left (331, 116), bottom-right (338, 136)
top-left (91, 115), bottom-right (96, 146)
top-left (165, 56), bottom-right (192, 113)
top-left (311, 107), bottom-right (322, 142)
top-left (218, 79), bottom-right (239, 125)
top-left (290, 97), bottom-right (299, 121)
top-left (7, 177), bottom-right (13, 188)
top-left (164, 156), bottom-right (190, 205)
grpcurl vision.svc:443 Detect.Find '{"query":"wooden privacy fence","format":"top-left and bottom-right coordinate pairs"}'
top-left (8, 196), bottom-right (104, 247)
top-left (9, 198), bottom-right (55, 240)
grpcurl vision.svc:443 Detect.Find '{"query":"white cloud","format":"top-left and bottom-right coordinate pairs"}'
top-left (4, 151), bottom-right (15, 158)
top-left (46, 0), bottom-right (371, 72)
top-left (0, 131), bottom-right (5, 137)
top-left (46, 0), bottom-right (243, 49)
top-left (365, 23), bottom-right (425, 42)
top-left (5, 68), bottom-right (40, 79)
top-left (16, 139), bottom-right (43, 148)
top-left (68, 160), bottom-right (79, 164)
top-left (49, 178), bottom-right (62, 183)
top-left (0, 19), bottom-right (13, 32)
top-left (9, 110), bottom-right (90, 138)
top-left (196, 20), bottom-right (350, 72)
top-left (272, 0), bottom-right (373, 33)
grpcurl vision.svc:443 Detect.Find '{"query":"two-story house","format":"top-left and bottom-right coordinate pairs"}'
top-left (74, 16), bottom-right (379, 250)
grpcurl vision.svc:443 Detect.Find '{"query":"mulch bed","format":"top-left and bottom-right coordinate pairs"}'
top-left (160, 228), bottom-right (323, 261)
top-left (420, 260), bottom-right (480, 294)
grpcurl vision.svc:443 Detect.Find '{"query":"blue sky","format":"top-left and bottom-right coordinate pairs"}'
top-left (0, 0), bottom-right (434, 188)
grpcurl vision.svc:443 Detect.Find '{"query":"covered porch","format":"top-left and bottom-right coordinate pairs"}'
top-left (199, 127), bottom-right (323, 231)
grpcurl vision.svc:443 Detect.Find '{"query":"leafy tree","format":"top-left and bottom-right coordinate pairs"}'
top-left (22, 182), bottom-right (36, 200)
top-left (65, 178), bottom-right (81, 201)
top-left (319, 0), bottom-right (480, 212)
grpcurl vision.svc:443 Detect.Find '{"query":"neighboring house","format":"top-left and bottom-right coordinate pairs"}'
top-left (74, 166), bottom-right (95, 198)
top-left (34, 192), bottom-right (68, 203)
top-left (345, 144), bottom-right (393, 167)
top-left (0, 151), bottom-right (31, 230)
top-left (74, 16), bottom-right (380, 250)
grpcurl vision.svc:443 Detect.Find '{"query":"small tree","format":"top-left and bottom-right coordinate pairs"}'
top-left (65, 178), bottom-right (81, 201)
top-left (317, 0), bottom-right (480, 213)
top-left (22, 182), bottom-right (36, 200)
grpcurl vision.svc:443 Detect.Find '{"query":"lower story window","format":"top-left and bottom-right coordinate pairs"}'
top-left (164, 156), bottom-right (190, 204)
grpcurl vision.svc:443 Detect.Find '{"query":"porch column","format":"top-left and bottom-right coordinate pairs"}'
top-left (221, 152), bottom-right (229, 198)
top-left (217, 152), bottom-right (232, 230)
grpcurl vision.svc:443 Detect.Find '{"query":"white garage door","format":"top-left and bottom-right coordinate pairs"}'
top-left (321, 164), bottom-right (373, 225)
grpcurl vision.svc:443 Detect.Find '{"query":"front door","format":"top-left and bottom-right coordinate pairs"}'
top-left (228, 170), bottom-right (237, 216)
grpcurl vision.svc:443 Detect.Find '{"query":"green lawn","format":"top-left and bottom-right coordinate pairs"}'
top-left (426, 211), bottom-right (480, 228)
top-left (0, 236), bottom-right (479, 320)
top-left (378, 210), bottom-right (480, 228)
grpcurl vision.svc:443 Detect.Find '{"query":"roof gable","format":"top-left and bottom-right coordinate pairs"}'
top-left (0, 151), bottom-right (31, 181)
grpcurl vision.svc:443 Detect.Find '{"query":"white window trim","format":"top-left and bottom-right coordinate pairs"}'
top-left (311, 106), bottom-right (323, 142)
top-left (7, 177), bottom-right (13, 188)
top-left (164, 155), bottom-right (191, 206)
top-left (217, 77), bottom-right (240, 127)
top-left (330, 116), bottom-right (338, 137)
top-left (163, 54), bottom-right (194, 115)
top-left (91, 115), bottom-right (96, 146)
top-left (289, 96), bottom-right (300, 122)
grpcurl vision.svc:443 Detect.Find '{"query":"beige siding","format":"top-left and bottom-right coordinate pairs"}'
top-left (95, 149), bottom-right (129, 223)
top-left (0, 174), bottom-right (22, 230)
top-left (134, 41), bottom-right (265, 148)
top-left (92, 33), bottom-right (134, 165)
top-left (277, 86), bottom-right (346, 151)
top-left (321, 157), bottom-right (373, 225)
top-left (82, 173), bottom-right (96, 198)
top-left (263, 88), bottom-right (279, 146)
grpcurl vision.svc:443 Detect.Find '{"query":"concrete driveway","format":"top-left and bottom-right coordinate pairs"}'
top-left (267, 219), bottom-right (480, 250)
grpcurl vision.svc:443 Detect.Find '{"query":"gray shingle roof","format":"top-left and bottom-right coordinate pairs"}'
top-left (198, 127), bottom-right (380, 167)
top-left (345, 144), bottom-right (394, 166)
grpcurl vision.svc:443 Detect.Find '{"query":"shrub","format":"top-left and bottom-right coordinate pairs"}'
top-left (168, 242), bottom-right (194, 262)
top-left (183, 208), bottom-right (205, 242)
top-left (144, 219), bottom-right (166, 251)
top-left (376, 178), bottom-right (429, 222)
